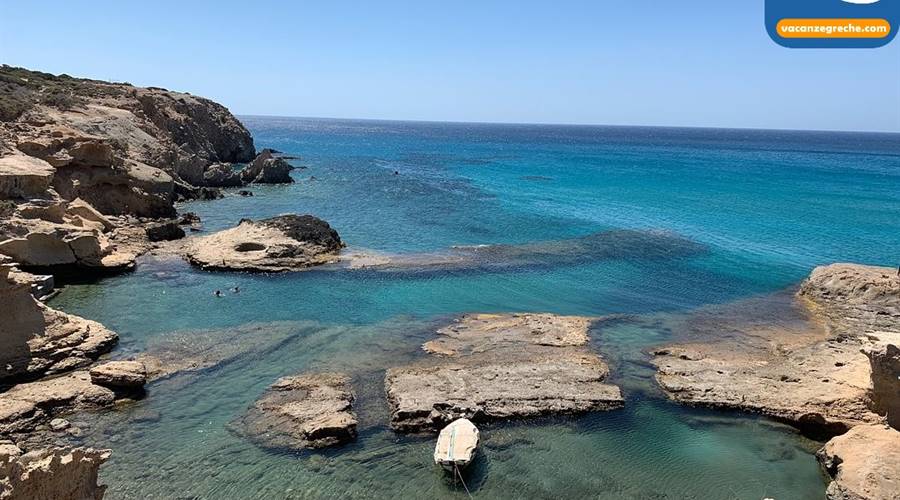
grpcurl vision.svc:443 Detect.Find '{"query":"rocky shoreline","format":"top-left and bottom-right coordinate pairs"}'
top-left (651, 263), bottom-right (900, 499)
top-left (2, 65), bottom-right (898, 499)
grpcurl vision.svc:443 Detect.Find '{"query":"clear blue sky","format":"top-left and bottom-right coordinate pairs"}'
top-left (2, 0), bottom-right (898, 132)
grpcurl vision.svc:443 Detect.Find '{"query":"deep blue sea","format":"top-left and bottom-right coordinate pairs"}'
top-left (52, 118), bottom-right (900, 499)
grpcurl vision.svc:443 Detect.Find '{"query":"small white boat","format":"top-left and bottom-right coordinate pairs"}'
top-left (433, 418), bottom-right (479, 471)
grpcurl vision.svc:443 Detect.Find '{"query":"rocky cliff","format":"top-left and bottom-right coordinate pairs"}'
top-left (0, 65), bottom-right (255, 192)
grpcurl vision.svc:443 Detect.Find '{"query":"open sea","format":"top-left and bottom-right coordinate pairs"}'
top-left (50, 118), bottom-right (900, 499)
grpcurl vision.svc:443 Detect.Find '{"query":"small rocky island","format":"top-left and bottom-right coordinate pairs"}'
top-left (185, 214), bottom-right (344, 272)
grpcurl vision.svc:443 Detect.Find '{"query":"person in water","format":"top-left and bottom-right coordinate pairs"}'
top-left (214, 290), bottom-right (223, 297)
top-left (231, 286), bottom-right (240, 294)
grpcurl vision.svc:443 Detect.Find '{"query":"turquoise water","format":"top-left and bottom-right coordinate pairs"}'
top-left (51, 119), bottom-right (900, 499)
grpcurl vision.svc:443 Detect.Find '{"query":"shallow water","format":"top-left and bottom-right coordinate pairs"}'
top-left (51, 119), bottom-right (900, 498)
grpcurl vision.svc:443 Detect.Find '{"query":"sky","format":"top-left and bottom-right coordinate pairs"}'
top-left (1, 0), bottom-right (899, 132)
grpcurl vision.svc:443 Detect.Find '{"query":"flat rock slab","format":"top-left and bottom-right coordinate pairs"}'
top-left (652, 333), bottom-right (881, 436)
top-left (0, 371), bottom-right (116, 436)
top-left (231, 373), bottom-right (357, 450)
top-left (818, 424), bottom-right (900, 500)
top-left (386, 313), bottom-right (623, 433)
top-left (185, 214), bottom-right (343, 272)
top-left (652, 263), bottom-right (898, 437)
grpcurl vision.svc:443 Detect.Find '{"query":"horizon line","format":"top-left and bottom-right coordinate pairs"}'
top-left (235, 113), bottom-right (900, 135)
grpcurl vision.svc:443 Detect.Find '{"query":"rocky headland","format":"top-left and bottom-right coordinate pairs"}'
top-left (0, 65), bottom-right (302, 274)
top-left (651, 263), bottom-right (900, 499)
top-left (0, 66), bottom-right (309, 498)
top-left (385, 313), bottom-right (624, 432)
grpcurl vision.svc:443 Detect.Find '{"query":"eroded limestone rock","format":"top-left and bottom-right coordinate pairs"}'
top-left (863, 332), bottom-right (900, 430)
top-left (386, 313), bottom-right (623, 432)
top-left (652, 263), bottom-right (898, 437)
top-left (88, 361), bottom-right (147, 390)
top-left (0, 155), bottom-right (54, 199)
top-left (0, 446), bottom-right (110, 500)
top-left (0, 265), bottom-right (117, 383)
top-left (231, 372), bottom-right (357, 450)
top-left (818, 424), bottom-right (900, 500)
top-left (241, 149), bottom-right (294, 184)
top-left (185, 214), bottom-right (343, 272)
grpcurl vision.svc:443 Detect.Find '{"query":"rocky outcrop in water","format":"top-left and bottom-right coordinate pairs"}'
top-left (0, 444), bottom-right (110, 500)
top-left (0, 264), bottom-right (117, 383)
top-left (817, 424), bottom-right (900, 500)
top-left (652, 334), bottom-right (882, 436)
top-left (385, 313), bottom-right (624, 432)
top-left (231, 372), bottom-right (357, 451)
top-left (185, 214), bottom-right (343, 272)
top-left (651, 263), bottom-right (898, 436)
top-left (240, 149), bottom-right (294, 184)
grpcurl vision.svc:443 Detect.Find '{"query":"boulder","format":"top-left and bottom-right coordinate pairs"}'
top-left (0, 223), bottom-right (105, 267)
top-left (241, 149), bottom-right (294, 184)
top-left (185, 214), bottom-right (343, 272)
top-left (201, 163), bottom-right (243, 188)
top-left (231, 373), bottom-right (357, 450)
top-left (385, 313), bottom-right (624, 432)
top-left (0, 155), bottom-right (55, 199)
top-left (65, 198), bottom-right (113, 232)
top-left (0, 446), bottom-right (110, 500)
top-left (89, 361), bottom-right (147, 390)
top-left (817, 424), bottom-right (900, 500)
top-left (144, 221), bottom-right (184, 242)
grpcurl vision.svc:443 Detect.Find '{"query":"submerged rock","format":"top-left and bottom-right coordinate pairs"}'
top-left (231, 372), bottom-right (357, 450)
top-left (136, 321), bottom-right (306, 381)
top-left (0, 445), bottom-right (110, 500)
top-left (817, 424), bottom-right (900, 500)
top-left (185, 214), bottom-right (343, 272)
top-left (385, 313), bottom-right (624, 433)
top-left (652, 263), bottom-right (898, 437)
top-left (342, 229), bottom-right (705, 275)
